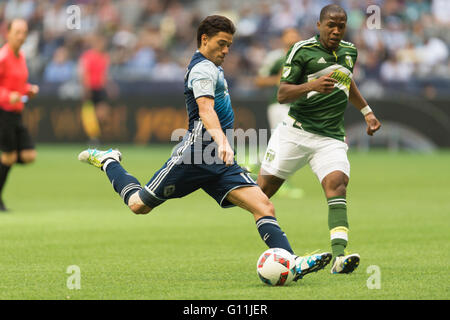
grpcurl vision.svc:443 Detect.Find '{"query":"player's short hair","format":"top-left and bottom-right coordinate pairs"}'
top-left (319, 4), bottom-right (347, 22)
top-left (197, 15), bottom-right (236, 48)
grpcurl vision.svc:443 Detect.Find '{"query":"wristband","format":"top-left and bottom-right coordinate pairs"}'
top-left (360, 105), bottom-right (372, 116)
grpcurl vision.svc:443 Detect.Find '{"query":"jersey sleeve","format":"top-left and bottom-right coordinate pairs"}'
top-left (188, 60), bottom-right (218, 99)
top-left (280, 45), bottom-right (305, 84)
top-left (0, 56), bottom-right (11, 106)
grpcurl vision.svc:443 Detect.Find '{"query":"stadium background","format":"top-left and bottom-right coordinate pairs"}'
top-left (0, 0), bottom-right (449, 300)
top-left (0, 0), bottom-right (449, 148)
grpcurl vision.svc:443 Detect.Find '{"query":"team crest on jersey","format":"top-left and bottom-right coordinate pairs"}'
top-left (265, 149), bottom-right (276, 162)
top-left (199, 79), bottom-right (212, 90)
top-left (164, 185), bottom-right (176, 197)
top-left (345, 55), bottom-right (353, 68)
top-left (282, 66), bottom-right (291, 78)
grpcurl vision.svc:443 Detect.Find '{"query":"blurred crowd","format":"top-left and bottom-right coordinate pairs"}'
top-left (0, 0), bottom-right (449, 96)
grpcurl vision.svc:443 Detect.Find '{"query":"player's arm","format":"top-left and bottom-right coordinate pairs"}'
top-left (349, 78), bottom-right (381, 136)
top-left (25, 83), bottom-right (39, 99)
top-left (277, 47), bottom-right (337, 104)
top-left (278, 74), bottom-right (337, 104)
top-left (0, 86), bottom-right (19, 105)
top-left (197, 96), bottom-right (234, 166)
top-left (189, 61), bottom-right (234, 165)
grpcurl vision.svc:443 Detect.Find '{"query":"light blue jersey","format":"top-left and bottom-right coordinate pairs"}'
top-left (184, 51), bottom-right (234, 138)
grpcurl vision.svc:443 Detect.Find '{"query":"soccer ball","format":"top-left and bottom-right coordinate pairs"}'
top-left (256, 248), bottom-right (296, 286)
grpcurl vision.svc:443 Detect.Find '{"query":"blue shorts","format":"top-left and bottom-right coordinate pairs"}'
top-left (138, 142), bottom-right (257, 209)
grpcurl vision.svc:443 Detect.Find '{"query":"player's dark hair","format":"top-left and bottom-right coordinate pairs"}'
top-left (319, 4), bottom-right (347, 22)
top-left (197, 15), bottom-right (236, 48)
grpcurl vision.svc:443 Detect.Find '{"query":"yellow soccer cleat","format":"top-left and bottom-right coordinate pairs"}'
top-left (78, 148), bottom-right (122, 169)
top-left (330, 253), bottom-right (360, 274)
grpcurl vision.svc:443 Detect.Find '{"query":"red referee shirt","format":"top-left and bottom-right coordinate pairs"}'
top-left (0, 43), bottom-right (32, 113)
top-left (80, 49), bottom-right (109, 90)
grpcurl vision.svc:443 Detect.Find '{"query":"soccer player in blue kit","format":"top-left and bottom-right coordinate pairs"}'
top-left (79, 15), bottom-right (331, 280)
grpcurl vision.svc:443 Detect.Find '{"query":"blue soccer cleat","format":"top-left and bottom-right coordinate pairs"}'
top-left (293, 252), bottom-right (332, 281)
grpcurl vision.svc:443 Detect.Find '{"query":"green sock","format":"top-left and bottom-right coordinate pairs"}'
top-left (328, 196), bottom-right (349, 258)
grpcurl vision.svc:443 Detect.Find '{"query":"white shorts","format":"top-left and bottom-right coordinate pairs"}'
top-left (261, 115), bottom-right (350, 183)
top-left (267, 102), bottom-right (290, 130)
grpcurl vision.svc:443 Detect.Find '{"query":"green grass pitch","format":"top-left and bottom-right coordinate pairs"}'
top-left (0, 144), bottom-right (449, 299)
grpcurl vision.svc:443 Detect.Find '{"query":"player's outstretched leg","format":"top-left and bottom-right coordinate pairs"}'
top-left (78, 148), bottom-right (145, 210)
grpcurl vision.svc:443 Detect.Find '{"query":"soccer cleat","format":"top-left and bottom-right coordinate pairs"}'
top-left (293, 252), bottom-right (332, 281)
top-left (330, 253), bottom-right (360, 274)
top-left (78, 148), bottom-right (122, 169)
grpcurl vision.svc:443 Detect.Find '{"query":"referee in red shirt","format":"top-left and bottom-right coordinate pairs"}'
top-left (0, 19), bottom-right (39, 211)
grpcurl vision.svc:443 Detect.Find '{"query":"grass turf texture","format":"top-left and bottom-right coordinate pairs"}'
top-left (0, 144), bottom-right (449, 300)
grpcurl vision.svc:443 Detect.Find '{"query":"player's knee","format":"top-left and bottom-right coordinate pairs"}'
top-left (336, 183), bottom-right (347, 196)
top-left (257, 172), bottom-right (284, 199)
top-left (322, 172), bottom-right (348, 197)
top-left (129, 203), bottom-right (152, 215)
top-left (331, 178), bottom-right (347, 194)
top-left (1, 152), bottom-right (18, 166)
top-left (20, 150), bottom-right (37, 163)
top-left (127, 191), bottom-right (152, 215)
top-left (326, 181), bottom-right (347, 197)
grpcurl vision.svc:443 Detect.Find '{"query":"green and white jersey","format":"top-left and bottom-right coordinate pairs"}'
top-left (281, 35), bottom-right (357, 141)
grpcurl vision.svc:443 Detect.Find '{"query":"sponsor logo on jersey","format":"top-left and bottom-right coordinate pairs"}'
top-left (306, 64), bottom-right (353, 98)
top-left (318, 57), bottom-right (327, 64)
top-left (330, 69), bottom-right (352, 89)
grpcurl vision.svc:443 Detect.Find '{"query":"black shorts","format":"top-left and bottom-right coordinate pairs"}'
top-left (0, 109), bottom-right (35, 152)
top-left (90, 89), bottom-right (107, 105)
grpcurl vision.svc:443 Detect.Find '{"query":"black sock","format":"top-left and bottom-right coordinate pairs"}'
top-left (0, 163), bottom-right (11, 201)
top-left (256, 216), bottom-right (294, 254)
top-left (102, 159), bottom-right (142, 204)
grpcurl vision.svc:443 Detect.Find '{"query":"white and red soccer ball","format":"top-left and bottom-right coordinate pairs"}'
top-left (256, 248), bottom-right (296, 286)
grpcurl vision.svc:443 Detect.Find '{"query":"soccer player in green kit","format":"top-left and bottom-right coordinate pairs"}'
top-left (258, 4), bottom-right (381, 274)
